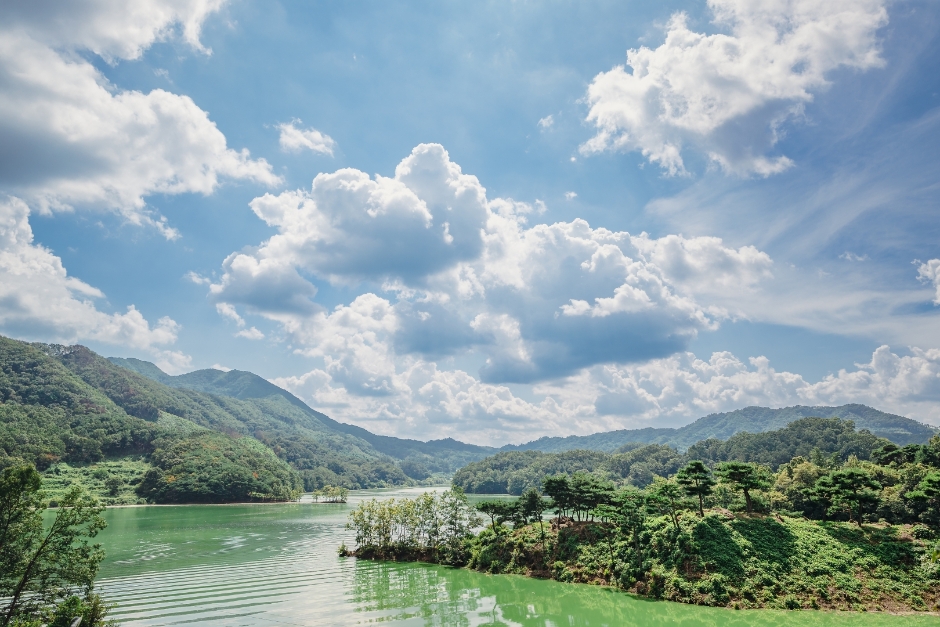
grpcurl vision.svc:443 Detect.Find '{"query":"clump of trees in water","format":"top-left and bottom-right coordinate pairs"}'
top-left (0, 464), bottom-right (115, 627)
top-left (313, 485), bottom-right (348, 502)
top-left (344, 489), bottom-right (483, 564)
top-left (348, 437), bottom-right (940, 612)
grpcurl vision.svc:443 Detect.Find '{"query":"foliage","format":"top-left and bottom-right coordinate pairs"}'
top-left (135, 432), bottom-right (302, 503)
top-left (455, 419), bottom-right (896, 498)
top-left (676, 461), bottom-right (715, 517)
top-left (686, 418), bottom-right (890, 468)
top-left (501, 404), bottom-right (936, 453)
top-left (715, 462), bottom-right (771, 513)
top-left (0, 465), bottom-right (112, 626)
top-left (313, 485), bottom-right (348, 503)
top-left (346, 489), bottom-right (483, 565)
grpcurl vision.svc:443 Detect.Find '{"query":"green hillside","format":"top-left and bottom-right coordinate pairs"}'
top-left (110, 357), bottom-right (497, 474)
top-left (456, 417), bottom-right (892, 494)
top-left (504, 404), bottom-right (937, 453)
top-left (0, 336), bottom-right (302, 503)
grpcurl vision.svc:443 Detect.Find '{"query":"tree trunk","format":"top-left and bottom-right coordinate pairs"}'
top-left (698, 494), bottom-right (704, 517)
top-left (743, 489), bottom-right (752, 514)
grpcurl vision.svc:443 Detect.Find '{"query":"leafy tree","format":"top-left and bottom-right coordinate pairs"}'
top-left (646, 478), bottom-right (683, 530)
top-left (569, 472), bottom-right (615, 520)
top-left (476, 500), bottom-right (509, 533)
top-left (542, 474), bottom-right (574, 518)
top-left (714, 461), bottom-right (771, 513)
top-left (0, 465), bottom-right (109, 627)
top-left (814, 468), bottom-right (881, 525)
top-left (676, 461), bottom-right (715, 516)
top-left (519, 487), bottom-right (549, 544)
top-left (905, 471), bottom-right (940, 528)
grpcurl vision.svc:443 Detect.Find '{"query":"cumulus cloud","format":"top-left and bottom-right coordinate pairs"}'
top-left (216, 143), bottom-right (489, 292)
top-left (209, 144), bottom-right (775, 384)
top-left (235, 327), bottom-right (264, 340)
top-left (538, 115), bottom-right (554, 130)
top-left (581, 0), bottom-right (888, 176)
top-left (0, 0), bottom-right (279, 234)
top-left (583, 344), bottom-right (940, 428)
top-left (274, 344), bottom-right (940, 444)
top-left (918, 259), bottom-right (940, 304)
top-left (0, 197), bottom-right (188, 371)
top-left (278, 120), bottom-right (337, 156)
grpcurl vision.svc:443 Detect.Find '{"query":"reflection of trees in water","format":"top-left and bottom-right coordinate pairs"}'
top-left (347, 560), bottom-right (913, 627)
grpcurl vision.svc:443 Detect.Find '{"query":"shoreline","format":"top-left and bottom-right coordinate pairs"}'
top-left (347, 551), bottom-right (940, 616)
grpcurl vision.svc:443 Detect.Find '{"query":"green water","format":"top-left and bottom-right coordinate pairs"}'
top-left (93, 488), bottom-right (933, 626)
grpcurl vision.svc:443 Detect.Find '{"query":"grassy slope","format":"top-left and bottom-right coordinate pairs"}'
top-left (505, 405), bottom-right (937, 453)
top-left (469, 514), bottom-right (940, 612)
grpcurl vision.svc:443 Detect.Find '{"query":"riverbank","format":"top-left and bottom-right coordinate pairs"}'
top-left (350, 511), bottom-right (940, 613)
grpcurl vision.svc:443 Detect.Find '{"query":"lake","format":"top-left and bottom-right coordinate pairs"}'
top-left (93, 488), bottom-right (933, 626)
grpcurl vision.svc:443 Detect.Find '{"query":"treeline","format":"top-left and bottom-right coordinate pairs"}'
top-left (453, 418), bottom-right (888, 495)
top-left (0, 336), bottom-right (432, 503)
top-left (344, 489), bottom-right (483, 564)
top-left (349, 438), bottom-right (940, 610)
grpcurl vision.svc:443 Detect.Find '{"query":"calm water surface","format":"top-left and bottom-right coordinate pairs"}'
top-left (93, 488), bottom-right (933, 626)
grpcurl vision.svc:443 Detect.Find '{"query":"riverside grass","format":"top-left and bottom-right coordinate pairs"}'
top-left (464, 512), bottom-right (940, 613)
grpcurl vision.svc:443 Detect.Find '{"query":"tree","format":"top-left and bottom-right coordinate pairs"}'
top-left (714, 462), bottom-right (771, 514)
top-left (676, 461), bottom-right (715, 517)
top-left (0, 465), bottom-right (109, 627)
top-left (905, 471), bottom-right (940, 528)
top-left (814, 468), bottom-right (881, 525)
top-left (519, 487), bottom-right (549, 544)
top-left (646, 478), bottom-right (683, 530)
top-left (542, 475), bottom-right (573, 519)
top-left (476, 500), bottom-right (516, 533)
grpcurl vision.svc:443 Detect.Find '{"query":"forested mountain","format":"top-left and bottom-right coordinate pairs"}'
top-left (0, 336), bottom-right (495, 503)
top-left (503, 404), bottom-right (936, 453)
top-left (110, 357), bottom-right (497, 471)
top-left (455, 417), bottom-right (893, 494)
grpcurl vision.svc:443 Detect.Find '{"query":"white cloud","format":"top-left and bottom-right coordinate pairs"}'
top-left (581, 0), bottom-right (888, 176)
top-left (215, 302), bottom-right (245, 326)
top-left (216, 143), bottom-right (489, 293)
top-left (537, 115), bottom-right (554, 130)
top-left (278, 120), bottom-right (337, 156)
top-left (235, 327), bottom-right (264, 340)
top-left (0, 197), bottom-right (187, 368)
top-left (918, 259), bottom-right (940, 305)
top-left (0, 0), bottom-right (279, 235)
top-left (209, 145), bottom-right (773, 384)
top-left (274, 343), bottom-right (940, 445)
top-left (564, 191), bottom-right (577, 200)
top-left (840, 252), bottom-right (870, 262)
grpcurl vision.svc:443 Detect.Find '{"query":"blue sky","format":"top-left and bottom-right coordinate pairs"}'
top-left (1, 0), bottom-right (939, 444)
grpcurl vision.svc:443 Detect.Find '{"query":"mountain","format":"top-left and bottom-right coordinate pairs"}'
top-left (109, 357), bottom-right (497, 469)
top-left (503, 404), bottom-right (937, 453)
top-left (0, 335), bottom-right (496, 504)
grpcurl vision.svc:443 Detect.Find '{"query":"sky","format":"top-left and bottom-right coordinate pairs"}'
top-left (1, 0), bottom-right (939, 445)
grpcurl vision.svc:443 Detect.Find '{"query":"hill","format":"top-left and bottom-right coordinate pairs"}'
top-left (455, 417), bottom-right (891, 494)
top-left (0, 335), bottom-right (497, 503)
top-left (109, 357), bottom-right (497, 473)
top-left (503, 404), bottom-right (936, 453)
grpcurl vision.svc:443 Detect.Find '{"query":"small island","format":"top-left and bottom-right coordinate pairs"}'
top-left (344, 431), bottom-right (940, 613)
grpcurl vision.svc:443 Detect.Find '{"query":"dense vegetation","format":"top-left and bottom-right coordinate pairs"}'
top-left (505, 404), bottom-right (937, 453)
top-left (455, 418), bottom-right (888, 495)
top-left (344, 489), bottom-right (484, 565)
top-left (351, 435), bottom-right (940, 612)
top-left (1, 465), bottom-right (114, 627)
top-left (0, 335), bottom-right (495, 502)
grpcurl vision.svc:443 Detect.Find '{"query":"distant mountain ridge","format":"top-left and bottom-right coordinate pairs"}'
top-left (502, 404), bottom-right (937, 453)
top-left (109, 357), bottom-right (497, 463)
